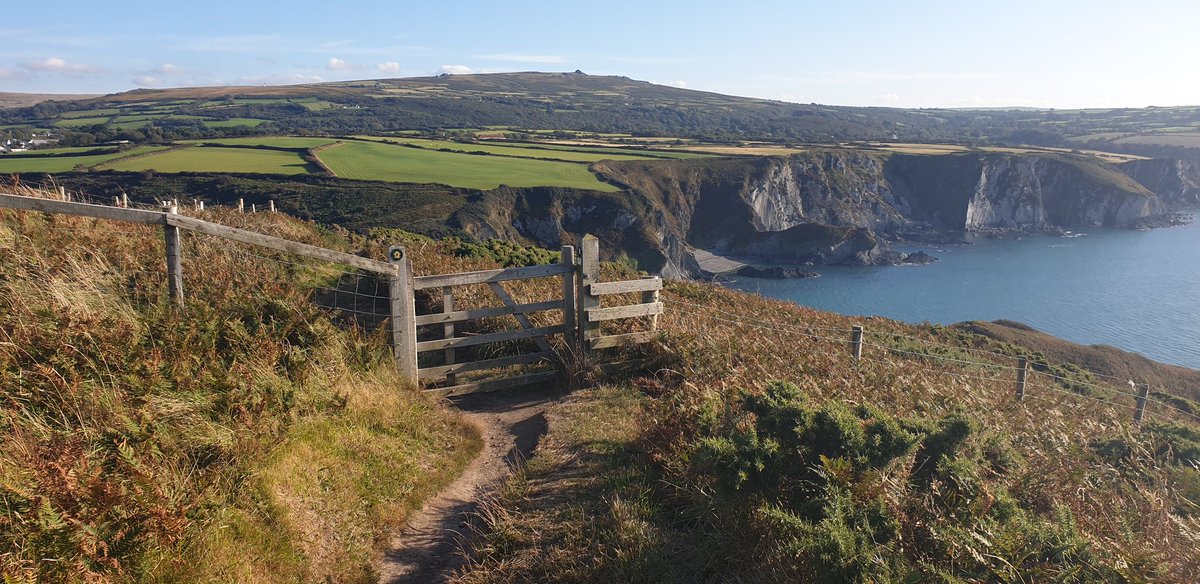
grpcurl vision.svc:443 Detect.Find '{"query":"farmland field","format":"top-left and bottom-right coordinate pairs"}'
top-left (361, 136), bottom-right (677, 162)
top-left (201, 118), bottom-right (269, 128)
top-left (0, 146), bottom-right (168, 173)
top-left (102, 146), bottom-right (311, 174)
top-left (1113, 133), bottom-right (1200, 148)
top-left (190, 136), bottom-right (341, 148)
top-left (318, 140), bottom-right (618, 190)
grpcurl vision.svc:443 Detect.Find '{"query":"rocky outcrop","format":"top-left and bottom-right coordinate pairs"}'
top-left (736, 265), bottom-right (820, 279)
top-left (592, 151), bottom-right (1167, 277)
top-left (431, 151), bottom-right (1179, 280)
top-left (1120, 158), bottom-right (1200, 209)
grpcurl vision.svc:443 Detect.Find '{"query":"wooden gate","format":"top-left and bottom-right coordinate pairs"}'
top-left (390, 234), bottom-right (663, 397)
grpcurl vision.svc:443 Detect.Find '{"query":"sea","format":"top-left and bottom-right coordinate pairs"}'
top-left (723, 217), bottom-right (1200, 369)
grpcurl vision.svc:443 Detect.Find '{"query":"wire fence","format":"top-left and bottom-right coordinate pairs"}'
top-left (667, 294), bottom-right (1200, 427)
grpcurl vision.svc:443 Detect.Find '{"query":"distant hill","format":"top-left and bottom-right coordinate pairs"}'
top-left (1, 72), bottom-right (1198, 154)
top-left (0, 91), bottom-right (101, 108)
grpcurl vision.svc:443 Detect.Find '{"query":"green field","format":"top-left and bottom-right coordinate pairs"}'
top-left (54, 116), bottom-right (112, 128)
top-left (60, 108), bottom-right (121, 119)
top-left (318, 140), bottom-right (618, 190)
top-left (0, 146), bottom-right (168, 173)
top-left (189, 136), bottom-right (341, 148)
top-left (380, 137), bottom-right (676, 162)
top-left (102, 146), bottom-right (311, 174)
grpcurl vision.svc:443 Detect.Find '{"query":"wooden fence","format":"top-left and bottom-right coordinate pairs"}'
top-left (0, 191), bottom-right (662, 397)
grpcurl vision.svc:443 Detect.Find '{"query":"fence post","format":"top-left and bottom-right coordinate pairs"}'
top-left (237, 198), bottom-right (244, 213)
top-left (1015, 355), bottom-right (1028, 400)
top-left (578, 235), bottom-right (601, 361)
top-left (58, 186), bottom-right (67, 201)
top-left (163, 204), bottom-right (184, 306)
top-left (121, 193), bottom-right (128, 208)
top-left (560, 245), bottom-right (578, 353)
top-left (442, 286), bottom-right (456, 386)
top-left (251, 204), bottom-right (257, 213)
top-left (268, 200), bottom-right (276, 213)
top-left (850, 325), bottom-right (864, 362)
top-left (388, 246), bottom-right (418, 385)
top-left (1134, 383), bottom-right (1150, 423)
top-left (644, 285), bottom-right (661, 330)
top-left (113, 196), bottom-right (120, 207)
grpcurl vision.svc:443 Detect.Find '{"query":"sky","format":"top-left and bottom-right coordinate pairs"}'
top-left (1, 0), bottom-right (1198, 108)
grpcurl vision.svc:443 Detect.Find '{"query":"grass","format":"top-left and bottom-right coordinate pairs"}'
top-left (361, 136), bottom-right (671, 162)
top-left (0, 146), bottom-right (168, 173)
top-left (102, 145), bottom-right (312, 175)
top-left (317, 140), bottom-right (619, 191)
top-left (452, 278), bottom-right (1200, 583)
top-left (186, 136), bottom-right (342, 149)
top-left (0, 187), bottom-right (480, 582)
top-left (53, 116), bottom-right (112, 128)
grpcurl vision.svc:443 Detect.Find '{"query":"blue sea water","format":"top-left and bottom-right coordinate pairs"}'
top-left (723, 219), bottom-right (1200, 369)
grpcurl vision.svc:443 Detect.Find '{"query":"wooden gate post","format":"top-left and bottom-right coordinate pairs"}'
top-left (578, 235), bottom-right (601, 361)
top-left (163, 203), bottom-right (184, 306)
top-left (1015, 355), bottom-right (1028, 400)
top-left (442, 286), bottom-right (456, 386)
top-left (1134, 383), bottom-right (1150, 423)
top-left (388, 246), bottom-right (418, 385)
top-left (560, 245), bottom-right (578, 353)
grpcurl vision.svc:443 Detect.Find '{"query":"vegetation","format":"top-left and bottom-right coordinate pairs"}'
top-left (455, 281), bottom-right (1200, 583)
top-left (317, 140), bottom-right (619, 190)
top-left (0, 188), bottom-right (480, 582)
top-left (102, 145), bottom-right (315, 174)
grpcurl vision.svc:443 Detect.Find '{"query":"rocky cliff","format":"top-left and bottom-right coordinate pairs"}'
top-left (1120, 158), bottom-right (1200, 209)
top-left (434, 150), bottom-right (1180, 279)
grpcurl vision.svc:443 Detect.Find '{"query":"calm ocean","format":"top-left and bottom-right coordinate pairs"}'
top-left (724, 218), bottom-right (1200, 369)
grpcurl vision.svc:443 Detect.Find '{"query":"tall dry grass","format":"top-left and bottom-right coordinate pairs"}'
top-left (0, 188), bottom-right (478, 583)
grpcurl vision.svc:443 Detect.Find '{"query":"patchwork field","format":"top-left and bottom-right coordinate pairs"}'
top-left (101, 145), bottom-right (311, 174)
top-left (358, 136), bottom-right (691, 162)
top-left (187, 136), bottom-right (341, 148)
top-left (0, 146), bottom-right (168, 173)
top-left (318, 140), bottom-right (619, 190)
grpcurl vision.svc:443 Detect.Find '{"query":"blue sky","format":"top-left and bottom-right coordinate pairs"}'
top-left (1, 0), bottom-right (1197, 108)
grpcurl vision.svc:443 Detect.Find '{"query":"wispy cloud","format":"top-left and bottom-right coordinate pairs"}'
top-left (377, 61), bottom-right (401, 74)
top-left (21, 57), bottom-right (102, 75)
top-left (766, 71), bottom-right (998, 85)
top-left (173, 34), bottom-right (284, 52)
top-left (132, 75), bottom-right (161, 87)
top-left (438, 65), bottom-right (472, 75)
top-left (153, 64), bottom-right (183, 75)
top-left (473, 53), bottom-right (566, 64)
top-left (326, 57), bottom-right (350, 71)
top-left (0, 67), bottom-right (25, 80)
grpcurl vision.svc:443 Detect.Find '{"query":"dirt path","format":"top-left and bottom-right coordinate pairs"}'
top-left (376, 391), bottom-right (554, 584)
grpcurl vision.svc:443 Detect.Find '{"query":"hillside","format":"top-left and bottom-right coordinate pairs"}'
top-left (3, 187), bottom-right (1199, 582)
top-left (0, 188), bottom-right (485, 582)
top-left (2, 72), bottom-right (1199, 155)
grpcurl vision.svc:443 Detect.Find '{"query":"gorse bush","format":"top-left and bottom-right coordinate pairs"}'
top-left (682, 381), bottom-right (1122, 583)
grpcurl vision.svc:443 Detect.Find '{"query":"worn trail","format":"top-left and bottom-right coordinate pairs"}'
top-left (377, 391), bottom-right (552, 584)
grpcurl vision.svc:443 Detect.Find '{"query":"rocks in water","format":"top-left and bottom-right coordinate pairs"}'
top-left (900, 251), bottom-right (938, 265)
top-left (1133, 212), bottom-right (1193, 230)
top-left (736, 265), bottom-right (820, 279)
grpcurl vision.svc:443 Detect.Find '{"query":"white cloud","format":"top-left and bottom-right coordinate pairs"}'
top-left (327, 57), bottom-right (349, 71)
top-left (0, 67), bottom-right (23, 80)
top-left (21, 57), bottom-right (100, 75)
top-left (473, 53), bottom-right (566, 64)
top-left (438, 64), bottom-right (472, 75)
top-left (132, 75), bottom-right (160, 87)
top-left (665, 80), bottom-right (687, 88)
top-left (153, 64), bottom-right (183, 75)
top-left (879, 93), bottom-right (902, 103)
top-left (377, 61), bottom-right (401, 74)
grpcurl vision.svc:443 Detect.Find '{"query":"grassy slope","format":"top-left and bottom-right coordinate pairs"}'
top-left (456, 281), bottom-right (1200, 583)
top-left (0, 146), bottom-right (168, 173)
top-left (317, 140), bottom-right (618, 191)
top-left (0, 190), bottom-right (479, 583)
top-left (102, 145), bottom-right (313, 175)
